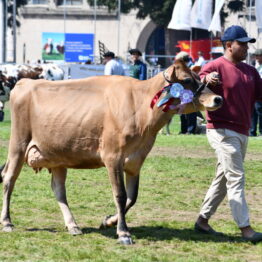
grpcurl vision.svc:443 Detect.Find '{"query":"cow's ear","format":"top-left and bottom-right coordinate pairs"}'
top-left (169, 64), bottom-right (179, 83)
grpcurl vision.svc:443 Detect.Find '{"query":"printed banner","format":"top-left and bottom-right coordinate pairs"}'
top-left (168, 0), bottom-right (192, 31)
top-left (42, 33), bottom-right (94, 62)
top-left (208, 0), bottom-right (225, 33)
top-left (191, 0), bottom-right (213, 30)
top-left (255, 0), bottom-right (262, 30)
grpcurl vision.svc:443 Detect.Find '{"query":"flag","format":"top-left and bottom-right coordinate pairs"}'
top-left (168, 0), bottom-right (192, 31)
top-left (255, 0), bottom-right (262, 30)
top-left (208, 0), bottom-right (225, 34)
top-left (191, 0), bottom-right (212, 30)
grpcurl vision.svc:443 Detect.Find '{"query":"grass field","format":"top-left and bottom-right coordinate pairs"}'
top-left (0, 105), bottom-right (261, 262)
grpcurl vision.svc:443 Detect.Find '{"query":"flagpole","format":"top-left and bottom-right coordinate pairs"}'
top-left (189, 29), bottom-right (192, 58)
top-left (210, 31), bottom-right (213, 60)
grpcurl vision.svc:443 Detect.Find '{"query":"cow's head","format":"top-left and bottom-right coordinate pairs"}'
top-left (157, 60), bottom-right (222, 114)
top-left (38, 65), bottom-right (64, 81)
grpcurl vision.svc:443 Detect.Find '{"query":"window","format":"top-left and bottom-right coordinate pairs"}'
top-left (57, 0), bottom-right (83, 6)
top-left (28, 0), bottom-right (48, 4)
top-left (247, 0), bottom-right (255, 7)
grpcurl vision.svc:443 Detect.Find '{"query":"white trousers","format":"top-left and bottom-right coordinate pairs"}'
top-left (199, 128), bottom-right (250, 228)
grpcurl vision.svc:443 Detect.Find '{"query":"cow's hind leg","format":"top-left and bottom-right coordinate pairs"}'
top-left (101, 173), bottom-right (139, 229)
top-left (1, 154), bottom-right (24, 232)
top-left (51, 167), bottom-right (82, 235)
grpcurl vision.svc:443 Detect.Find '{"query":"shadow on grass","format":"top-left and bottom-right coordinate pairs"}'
top-left (82, 226), bottom-right (246, 243)
top-left (26, 228), bottom-right (58, 233)
top-left (24, 225), bottom-right (252, 244)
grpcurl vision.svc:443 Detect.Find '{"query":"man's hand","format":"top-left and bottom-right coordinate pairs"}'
top-left (203, 72), bottom-right (221, 86)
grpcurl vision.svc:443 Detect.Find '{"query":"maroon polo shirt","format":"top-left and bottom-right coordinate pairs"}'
top-left (199, 56), bottom-right (262, 136)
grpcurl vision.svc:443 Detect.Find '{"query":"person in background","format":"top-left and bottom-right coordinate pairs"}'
top-left (194, 25), bottom-right (262, 243)
top-left (175, 51), bottom-right (197, 135)
top-left (250, 49), bottom-right (262, 136)
top-left (129, 49), bottom-right (147, 80)
top-left (194, 51), bottom-right (206, 67)
top-left (103, 51), bottom-right (125, 76)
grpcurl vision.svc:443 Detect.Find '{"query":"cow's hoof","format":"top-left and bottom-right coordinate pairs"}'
top-left (2, 224), bottom-right (14, 232)
top-left (99, 215), bottom-right (114, 229)
top-left (118, 236), bottom-right (134, 245)
top-left (68, 226), bottom-right (82, 236)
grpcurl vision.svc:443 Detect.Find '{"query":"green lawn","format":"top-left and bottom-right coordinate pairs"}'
top-left (0, 106), bottom-right (261, 262)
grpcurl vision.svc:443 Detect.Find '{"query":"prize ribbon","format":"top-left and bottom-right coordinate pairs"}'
top-left (170, 83), bottom-right (184, 98)
top-left (179, 89), bottom-right (194, 104)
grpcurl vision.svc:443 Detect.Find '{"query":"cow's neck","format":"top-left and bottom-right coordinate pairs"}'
top-left (135, 72), bottom-right (175, 135)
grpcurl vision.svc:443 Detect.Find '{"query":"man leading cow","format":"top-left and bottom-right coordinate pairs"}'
top-left (194, 25), bottom-right (262, 244)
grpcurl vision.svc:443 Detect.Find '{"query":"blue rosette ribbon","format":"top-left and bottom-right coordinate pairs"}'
top-left (179, 89), bottom-right (194, 104)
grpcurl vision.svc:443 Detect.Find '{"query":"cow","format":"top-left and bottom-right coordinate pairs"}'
top-left (0, 64), bottom-right (42, 90)
top-left (0, 64), bottom-right (64, 91)
top-left (0, 60), bottom-right (223, 245)
top-left (37, 64), bottom-right (64, 81)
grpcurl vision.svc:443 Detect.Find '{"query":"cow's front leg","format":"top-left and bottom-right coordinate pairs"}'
top-left (106, 162), bottom-right (133, 245)
top-left (101, 173), bottom-right (139, 229)
top-left (51, 167), bottom-right (82, 235)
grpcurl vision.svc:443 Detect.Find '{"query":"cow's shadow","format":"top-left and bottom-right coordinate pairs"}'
top-left (82, 225), bottom-right (245, 244)
top-left (25, 226), bottom-right (245, 243)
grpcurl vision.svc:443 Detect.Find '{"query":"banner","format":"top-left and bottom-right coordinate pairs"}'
top-left (42, 33), bottom-right (94, 62)
top-left (168, 0), bottom-right (192, 31)
top-left (208, 0), bottom-right (225, 33)
top-left (255, 0), bottom-right (262, 30)
top-left (191, 0), bottom-right (212, 30)
top-left (177, 39), bottom-right (222, 60)
top-left (65, 34), bottom-right (94, 63)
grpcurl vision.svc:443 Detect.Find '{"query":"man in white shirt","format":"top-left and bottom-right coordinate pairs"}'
top-left (103, 51), bottom-right (125, 76)
top-left (194, 51), bottom-right (206, 67)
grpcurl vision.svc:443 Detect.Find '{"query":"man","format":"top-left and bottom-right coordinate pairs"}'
top-left (175, 51), bottom-right (197, 135)
top-left (129, 49), bottom-right (147, 80)
top-left (194, 51), bottom-right (206, 67)
top-left (250, 49), bottom-right (262, 136)
top-left (194, 25), bottom-right (262, 243)
top-left (103, 51), bottom-right (125, 76)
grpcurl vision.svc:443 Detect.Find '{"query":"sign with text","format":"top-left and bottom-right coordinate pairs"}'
top-left (65, 33), bottom-right (94, 63)
top-left (42, 33), bottom-right (94, 62)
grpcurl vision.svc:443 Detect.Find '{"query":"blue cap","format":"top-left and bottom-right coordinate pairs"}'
top-left (221, 25), bottom-right (256, 43)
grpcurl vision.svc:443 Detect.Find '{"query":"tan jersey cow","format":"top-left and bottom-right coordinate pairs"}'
top-left (0, 60), bottom-right (222, 244)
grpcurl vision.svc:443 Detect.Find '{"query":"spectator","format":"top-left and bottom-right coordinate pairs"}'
top-left (250, 49), bottom-right (262, 136)
top-left (194, 25), bottom-right (262, 243)
top-left (175, 51), bottom-right (197, 135)
top-left (103, 51), bottom-right (125, 76)
top-left (194, 51), bottom-right (206, 66)
top-left (129, 49), bottom-right (147, 80)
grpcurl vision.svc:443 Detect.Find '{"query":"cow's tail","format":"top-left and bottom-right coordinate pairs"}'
top-left (0, 164), bottom-right (5, 183)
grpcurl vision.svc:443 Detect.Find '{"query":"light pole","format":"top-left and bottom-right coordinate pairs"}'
top-left (13, 0), bottom-right (16, 63)
top-left (93, 0), bottom-right (97, 64)
top-left (117, 0), bottom-right (121, 56)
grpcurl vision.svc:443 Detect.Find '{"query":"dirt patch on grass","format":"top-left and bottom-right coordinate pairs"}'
top-left (0, 140), bottom-right (8, 147)
top-left (150, 146), bottom-right (262, 161)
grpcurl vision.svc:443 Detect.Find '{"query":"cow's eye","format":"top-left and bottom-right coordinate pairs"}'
top-left (182, 78), bottom-right (192, 84)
